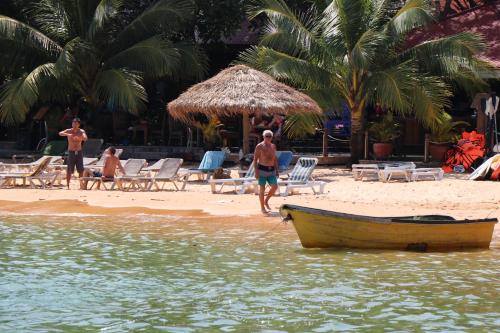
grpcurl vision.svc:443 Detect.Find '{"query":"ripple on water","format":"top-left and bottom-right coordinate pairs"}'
top-left (0, 215), bottom-right (498, 332)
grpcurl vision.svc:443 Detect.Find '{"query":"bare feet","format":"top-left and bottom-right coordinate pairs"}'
top-left (264, 202), bottom-right (271, 211)
top-left (261, 208), bottom-right (269, 215)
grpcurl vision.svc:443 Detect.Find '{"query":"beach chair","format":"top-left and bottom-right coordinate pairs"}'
top-left (209, 163), bottom-right (256, 194)
top-left (143, 159), bottom-right (165, 172)
top-left (91, 149), bottom-right (123, 168)
top-left (0, 157), bottom-right (52, 188)
top-left (82, 138), bottom-right (104, 157)
top-left (276, 157), bottom-right (326, 196)
top-left (276, 151), bottom-right (293, 173)
top-left (123, 158), bottom-right (184, 191)
top-left (0, 155), bottom-right (63, 173)
top-left (238, 151), bottom-right (293, 177)
top-left (409, 168), bottom-right (444, 181)
top-left (378, 162), bottom-right (416, 182)
top-left (179, 151), bottom-right (226, 182)
top-left (83, 157), bottom-right (99, 167)
top-left (82, 159), bottom-right (146, 190)
top-left (352, 164), bottom-right (380, 181)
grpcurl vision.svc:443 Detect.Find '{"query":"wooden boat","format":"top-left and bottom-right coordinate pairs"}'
top-left (280, 204), bottom-right (498, 251)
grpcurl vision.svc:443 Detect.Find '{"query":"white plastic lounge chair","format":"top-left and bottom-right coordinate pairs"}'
top-left (0, 155), bottom-right (63, 173)
top-left (409, 168), bottom-right (444, 181)
top-left (83, 157), bottom-right (99, 167)
top-left (82, 159), bottom-right (146, 190)
top-left (0, 157), bottom-right (52, 188)
top-left (209, 163), bottom-right (256, 194)
top-left (124, 158), bottom-right (184, 191)
top-left (276, 157), bottom-right (326, 196)
top-left (82, 138), bottom-right (104, 157)
top-left (378, 162), bottom-right (416, 182)
top-left (143, 159), bottom-right (165, 172)
top-left (28, 168), bottom-right (64, 189)
top-left (352, 164), bottom-right (380, 181)
top-left (179, 151), bottom-right (226, 182)
top-left (91, 149), bottom-right (123, 168)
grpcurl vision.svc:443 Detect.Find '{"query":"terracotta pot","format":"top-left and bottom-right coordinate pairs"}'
top-left (429, 142), bottom-right (451, 162)
top-left (373, 143), bottom-right (393, 160)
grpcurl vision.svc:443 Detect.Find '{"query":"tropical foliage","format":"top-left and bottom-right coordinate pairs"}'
top-left (368, 112), bottom-right (400, 143)
top-left (239, 0), bottom-right (491, 162)
top-left (429, 112), bottom-right (469, 143)
top-left (0, 0), bottom-right (206, 125)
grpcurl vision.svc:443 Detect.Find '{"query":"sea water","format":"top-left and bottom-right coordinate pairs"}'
top-left (0, 215), bottom-right (498, 332)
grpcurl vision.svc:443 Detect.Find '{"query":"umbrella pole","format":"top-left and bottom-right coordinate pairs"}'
top-left (243, 112), bottom-right (250, 154)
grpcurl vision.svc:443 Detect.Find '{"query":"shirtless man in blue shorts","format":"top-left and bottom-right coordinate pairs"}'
top-left (254, 130), bottom-right (279, 214)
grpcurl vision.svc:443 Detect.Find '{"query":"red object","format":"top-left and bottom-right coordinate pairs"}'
top-left (373, 143), bottom-right (394, 160)
top-left (407, 2), bottom-right (500, 69)
top-left (442, 131), bottom-right (486, 173)
top-left (491, 167), bottom-right (500, 181)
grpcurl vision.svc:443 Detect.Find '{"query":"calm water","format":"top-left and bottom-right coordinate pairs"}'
top-left (0, 214), bottom-right (499, 333)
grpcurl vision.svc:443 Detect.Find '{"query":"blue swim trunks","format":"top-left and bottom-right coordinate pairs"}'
top-left (258, 175), bottom-right (277, 186)
top-left (257, 164), bottom-right (277, 186)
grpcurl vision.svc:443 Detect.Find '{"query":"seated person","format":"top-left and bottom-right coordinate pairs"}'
top-left (81, 147), bottom-right (125, 190)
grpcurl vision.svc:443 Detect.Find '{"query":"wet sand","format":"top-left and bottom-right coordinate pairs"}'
top-left (0, 167), bottom-right (498, 247)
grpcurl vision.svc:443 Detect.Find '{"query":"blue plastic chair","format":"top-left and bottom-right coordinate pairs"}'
top-left (181, 151), bottom-right (226, 186)
top-left (196, 151), bottom-right (226, 172)
top-left (276, 151), bottom-right (293, 173)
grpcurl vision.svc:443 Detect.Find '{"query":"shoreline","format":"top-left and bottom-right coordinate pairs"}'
top-left (0, 167), bottom-right (498, 247)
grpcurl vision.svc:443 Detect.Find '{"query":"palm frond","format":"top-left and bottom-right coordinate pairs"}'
top-left (25, 0), bottom-right (73, 42)
top-left (172, 42), bottom-right (208, 81)
top-left (387, 0), bottom-right (434, 38)
top-left (249, 0), bottom-right (324, 57)
top-left (0, 63), bottom-right (57, 124)
top-left (283, 113), bottom-right (324, 139)
top-left (87, 0), bottom-right (124, 39)
top-left (350, 29), bottom-right (386, 70)
top-left (106, 36), bottom-right (180, 78)
top-left (110, 0), bottom-right (194, 54)
top-left (238, 46), bottom-right (333, 91)
top-left (367, 61), bottom-right (417, 114)
top-left (409, 75), bottom-right (452, 130)
top-left (0, 15), bottom-right (62, 57)
top-left (94, 68), bottom-right (147, 114)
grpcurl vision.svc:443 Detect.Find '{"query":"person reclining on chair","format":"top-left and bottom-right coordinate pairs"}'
top-left (81, 147), bottom-right (125, 190)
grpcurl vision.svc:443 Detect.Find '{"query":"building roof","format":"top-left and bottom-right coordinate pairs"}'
top-left (167, 65), bottom-right (321, 123)
top-left (409, 1), bottom-right (500, 69)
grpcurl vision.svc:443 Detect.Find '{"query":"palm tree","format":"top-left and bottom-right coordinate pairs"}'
top-left (239, 0), bottom-right (491, 162)
top-left (0, 0), bottom-right (206, 125)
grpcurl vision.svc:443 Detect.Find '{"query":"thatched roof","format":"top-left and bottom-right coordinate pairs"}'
top-left (168, 65), bottom-right (321, 122)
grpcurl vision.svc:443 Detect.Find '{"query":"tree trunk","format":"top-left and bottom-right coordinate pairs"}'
top-left (322, 128), bottom-right (328, 157)
top-left (349, 107), bottom-right (364, 165)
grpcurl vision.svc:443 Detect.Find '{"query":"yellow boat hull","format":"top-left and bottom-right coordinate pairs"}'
top-left (280, 205), bottom-right (497, 251)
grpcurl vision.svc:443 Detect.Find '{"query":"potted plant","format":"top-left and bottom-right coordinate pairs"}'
top-left (194, 116), bottom-right (222, 150)
top-left (368, 112), bottom-right (400, 160)
top-left (428, 113), bottom-right (469, 162)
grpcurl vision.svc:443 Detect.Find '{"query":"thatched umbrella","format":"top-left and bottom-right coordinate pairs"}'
top-left (168, 65), bottom-right (321, 153)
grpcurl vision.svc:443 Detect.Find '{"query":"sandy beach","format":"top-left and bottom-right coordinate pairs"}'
top-left (0, 167), bottom-right (498, 247)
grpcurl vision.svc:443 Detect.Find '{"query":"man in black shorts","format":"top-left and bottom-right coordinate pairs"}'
top-left (59, 118), bottom-right (88, 189)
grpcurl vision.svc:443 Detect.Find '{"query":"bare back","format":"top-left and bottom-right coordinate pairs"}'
top-left (102, 155), bottom-right (123, 178)
top-left (254, 142), bottom-right (276, 166)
